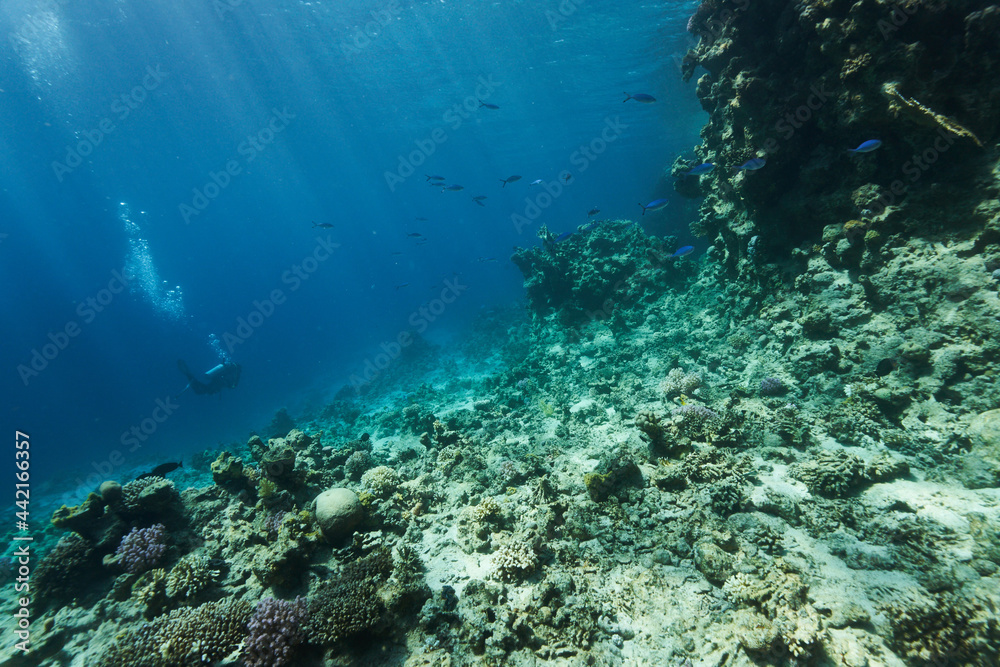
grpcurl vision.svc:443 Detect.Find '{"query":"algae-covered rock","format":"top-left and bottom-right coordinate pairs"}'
top-left (315, 487), bottom-right (363, 542)
top-left (99, 480), bottom-right (122, 503)
top-left (693, 539), bottom-right (735, 583)
top-left (51, 492), bottom-right (105, 534)
top-left (210, 451), bottom-right (245, 484)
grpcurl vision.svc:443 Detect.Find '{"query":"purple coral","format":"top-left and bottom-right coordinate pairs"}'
top-left (116, 523), bottom-right (167, 574)
top-left (242, 596), bottom-right (309, 667)
top-left (760, 377), bottom-right (787, 396)
top-left (674, 404), bottom-right (720, 421)
top-left (264, 511), bottom-right (287, 537)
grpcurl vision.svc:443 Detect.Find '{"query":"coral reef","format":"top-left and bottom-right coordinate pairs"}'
top-left (241, 596), bottom-right (309, 667)
top-left (115, 523), bottom-right (167, 574)
top-left (9, 7), bottom-right (1000, 667)
top-left (99, 597), bottom-right (253, 667)
top-left (490, 540), bottom-right (539, 582)
top-left (33, 534), bottom-right (102, 611)
top-left (164, 552), bottom-right (219, 601)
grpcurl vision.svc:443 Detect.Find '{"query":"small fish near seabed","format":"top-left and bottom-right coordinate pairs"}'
top-left (441, 184), bottom-right (464, 192)
top-left (685, 162), bottom-right (715, 176)
top-left (478, 100), bottom-right (500, 110)
top-left (670, 245), bottom-right (695, 258)
top-left (588, 207), bottom-right (601, 217)
top-left (639, 199), bottom-right (668, 215)
top-left (735, 157), bottom-right (767, 171)
top-left (848, 139), bottom-right (882, 154)
top-left (623, 92), bottom-right (656, 104)
top-left (311, 221), bottom-right (334, 229)
top-left (135, 461), bottom-right (183, 481)
top-left (500, 175), bottom-right (522, 187)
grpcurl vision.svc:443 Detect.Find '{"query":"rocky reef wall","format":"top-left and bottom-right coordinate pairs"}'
top-left (682, 0), bottom-right (1000, 284)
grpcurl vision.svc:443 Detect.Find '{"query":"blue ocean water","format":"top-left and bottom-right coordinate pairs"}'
top-left (1, 0), bottom-right (704, 488)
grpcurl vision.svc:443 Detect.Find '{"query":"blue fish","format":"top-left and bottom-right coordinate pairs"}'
top-left (639, 199), bottom-right (668, 215)
top-left (554, 231), bottom-right (574, 242)
top-left (478, 100), bottom-right (500, 110)
top-left (671, 245), bottom-right (695, 258)
top-left (848, 139), bottom-right (882, 153)
top-left (735, 157), bottom-right (766, 171)
top-left (686, 162), bottom-right (715, 175)
top-left (623, 92), bottom-right (656, 104)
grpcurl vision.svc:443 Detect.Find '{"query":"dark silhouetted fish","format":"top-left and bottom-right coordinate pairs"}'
top-left (426, 175), bottom-right (445, 181)
top-left (442, 184), bottom-right (464, 192)
top-left (311, 221), bottom-right (334, 229)
top-left (639, 199), bottom-right (668, 215)
top-left (395, 283), bottom-right (410, 290)
top-left (136, 461), bottom-right (182, 481)
top-left (407, 233), bottom-right (423, 238)
top-left (500, 175), bottom-right (521, 187)
top-left (472, 195), bottom-right (487, 201)
top-left (623, 92), bottom-right (656, 103)
top-left (588, 208), bottom-right (601, 217)
top-left (479, 100), bottom-right (499, 110)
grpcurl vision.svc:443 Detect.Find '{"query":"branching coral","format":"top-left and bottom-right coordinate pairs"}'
top-left (242, 596), bottom-right (309, 667)
top-left (491, 541), bottom-right (539, 582)
top-left (99, 597), bottom-right (253, 667)
top-left (116, 524), bottom-right (167, 574)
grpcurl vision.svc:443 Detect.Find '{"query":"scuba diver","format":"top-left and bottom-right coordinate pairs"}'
top-left (176, 359), bottom-right (241, 396)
